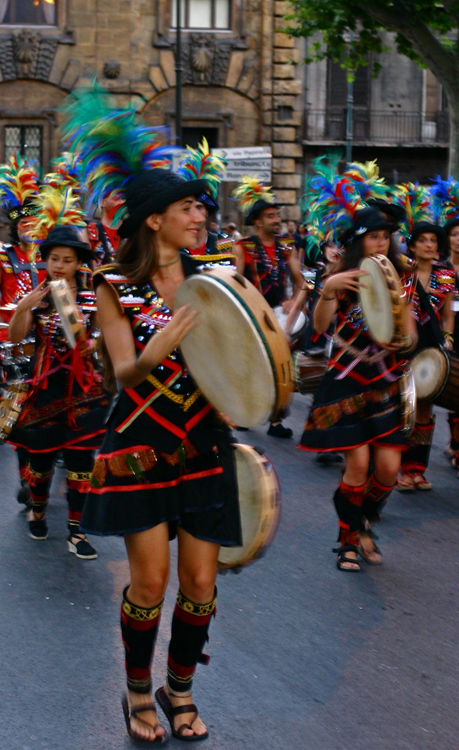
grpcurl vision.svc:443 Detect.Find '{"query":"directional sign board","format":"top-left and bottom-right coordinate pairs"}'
top-left (172, 146), bottom-right (272, 182)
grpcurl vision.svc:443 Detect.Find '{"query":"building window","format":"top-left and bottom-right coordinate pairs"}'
top-left (171, 0), bottom-right (230, 30)
top-left (0, 0), bottom-right (56, 26)
top-left (4, 126), bottom-right (43, 167)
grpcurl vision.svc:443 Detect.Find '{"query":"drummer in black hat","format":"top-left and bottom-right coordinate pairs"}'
top-left (299, 205), bottom-right (418, 571)
top-left (8, 188), bottom-right (109, 559)
top-left (233, 177), bottom-right (303, 438)
top-left (64, 91), bottom-right (242, 743)
top-left (397, 220), bottom-right (455, 491)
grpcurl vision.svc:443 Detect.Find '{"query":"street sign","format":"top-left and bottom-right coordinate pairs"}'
top-left (171, 146), bottom-right (272, 182)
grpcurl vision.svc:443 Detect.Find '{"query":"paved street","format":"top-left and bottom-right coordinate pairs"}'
top-left (1, 393), bottom-right (458, 750)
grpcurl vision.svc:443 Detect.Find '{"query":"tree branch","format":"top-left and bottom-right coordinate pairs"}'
top-left (357, 0), bottom-right (458, 85)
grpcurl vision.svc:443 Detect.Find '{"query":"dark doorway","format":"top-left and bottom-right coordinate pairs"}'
top-left (182, 127), bottom-right (219, 149)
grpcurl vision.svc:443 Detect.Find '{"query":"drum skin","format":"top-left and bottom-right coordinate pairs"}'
top-left (50, 279), bottom-right (86, 349)
top-left (217, 443), bottom-right (281, 570)
top-left (358, 254), bottom-right (404, 345)
top-left (412, 348), bottom-right (459, 411)
top-left (273, 306), bottom-right (307, 351)
top-left (399, 366), bottom-right (416, 436)
top-left (176, 267), bottom-right (294, 427)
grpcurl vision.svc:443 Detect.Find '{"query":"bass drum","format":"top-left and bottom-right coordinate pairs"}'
top-left (292, 350), bottom-right (328, 395)
top-left (412, 347), bottom-right (459, 411)
top-left (358, 254), bottom-right (404, 345)
top-left (217, 443), bottom-right (281, 571)
top-left (176, 267), bottom-right (294, 428)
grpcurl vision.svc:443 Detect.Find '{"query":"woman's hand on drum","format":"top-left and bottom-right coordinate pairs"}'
top-left (16, 279), bottom-right (48, 313)
top-left (142, 305), bottom-right (200, 366)
top-left (444, 337), bottom-right (453, 351)
top-left (322, 269), bottom-right (367, 297)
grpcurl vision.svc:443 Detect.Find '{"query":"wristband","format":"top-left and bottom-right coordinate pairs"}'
top-left (445, 331), bottom-right (454, 343)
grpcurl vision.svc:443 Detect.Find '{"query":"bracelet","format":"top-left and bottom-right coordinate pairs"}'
top-left (399, 334), bottom-right (417, 354)
top-left (445, 331), bottom-right (454, 343)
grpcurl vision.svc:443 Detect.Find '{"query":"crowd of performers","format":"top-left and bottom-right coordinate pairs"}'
top-left (0, 86), bottom-right (459, 742)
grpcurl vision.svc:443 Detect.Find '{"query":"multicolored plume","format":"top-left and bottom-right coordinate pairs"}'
top-left (45, 152), bottom-right (83, 198)
top-left (0, 154), bottom-right (39, 217)
top-left (60, 85), bottom-right (175, 224)
top-left (343, 159), bottom-right (389, 203)
top-left (429, 175), bottom-right (459, 224)
top-left (232, 176), bottom-right (277, 216)
top-left (393, 182), bottom-right (432, 237)
top-left (26, 183), bottom-right (86, 246)
top-left (177, 138), bottom-right (226, 199)
top-left (304, 154), bottom-right (363, 249)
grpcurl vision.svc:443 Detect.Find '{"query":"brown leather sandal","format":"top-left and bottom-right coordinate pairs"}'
top-left (121, 694), bottom-right (169, 744)
top-left (155, 686), bottom-right (208, 742)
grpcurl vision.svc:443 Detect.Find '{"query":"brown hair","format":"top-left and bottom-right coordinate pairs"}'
top-left (100, 220), bottom-right (161, 392)
top-left (114, 221), bottom-right (159, 282)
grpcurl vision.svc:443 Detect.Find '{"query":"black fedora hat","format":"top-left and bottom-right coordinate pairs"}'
top-left (245, 198), bottom-right (283, 226)
top-left (340, 206), bottom-right (393, 245)
top-left (118, 171), bottom-right (210, 238)
top-left (443, 216), bottom-right (459, 236)
top-left (40, 225), bottom-right (93, 263)
top-left (366, 198), bottom-right (406, 226)
top-left (408, 221), bottom-right (447, 259)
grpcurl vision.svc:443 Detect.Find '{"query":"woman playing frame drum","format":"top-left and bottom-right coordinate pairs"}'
top-left (78, 157), bottom-right (242, 741)
top-left (299, 207), bottom-right (417, 572)
top-left (8, 224), bottom-right (108, 557)
top-left (397, 222), bottom-right (454, 491)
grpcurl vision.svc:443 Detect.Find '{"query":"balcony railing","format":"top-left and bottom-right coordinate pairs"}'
top-left (303, 109), bottom-right (450, 146)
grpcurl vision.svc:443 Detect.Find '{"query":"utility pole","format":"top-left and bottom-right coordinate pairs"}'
top-left (175, 0), bottom-right (183, 146)
top-left (345, 31), bottom-right (354, 163)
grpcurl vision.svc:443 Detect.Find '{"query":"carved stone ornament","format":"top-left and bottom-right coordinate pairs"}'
top-left (103, 60), bottom-right (121, 79)
top-left (0, 30), bottom-right (59, 82)
top-left (175, 33), bottom-right (234, 86)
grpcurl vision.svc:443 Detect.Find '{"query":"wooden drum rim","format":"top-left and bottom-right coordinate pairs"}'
top-left (359, 253), bottom-right (404, 345)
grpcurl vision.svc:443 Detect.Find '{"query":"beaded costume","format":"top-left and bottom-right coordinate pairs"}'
top-left (239, 235), bottom-right (290, 308)
top-left (81, 253), bottom-right (242, 545)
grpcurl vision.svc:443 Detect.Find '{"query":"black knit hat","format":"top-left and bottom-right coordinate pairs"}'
top-left (40, 225), bottom-right (93, 263)
top-left (408, 221), bottom-right (447, 257)
top-left (246, 198), bottom-right (283, 226)
top-left (118, 171), bottom-right (210, 238)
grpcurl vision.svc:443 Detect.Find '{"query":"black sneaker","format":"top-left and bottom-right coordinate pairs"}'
top-left (267, 423), bottom-right (293, 439)
top-left (28, 515), bottom-right (48, 541)
top-left (68, 535), bottom-right (98, 560)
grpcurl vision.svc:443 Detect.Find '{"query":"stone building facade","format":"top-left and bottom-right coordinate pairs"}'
top-left (0, 0), bottom-right (305, 225)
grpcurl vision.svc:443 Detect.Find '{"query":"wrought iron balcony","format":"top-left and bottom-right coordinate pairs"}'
top-left (302, 109), bottom-right (449, 146)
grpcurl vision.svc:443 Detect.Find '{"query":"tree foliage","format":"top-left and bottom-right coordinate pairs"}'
top-left (285, 0), bottom-right (459, 84)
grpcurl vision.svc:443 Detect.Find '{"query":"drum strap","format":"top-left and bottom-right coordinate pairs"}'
top-left (415, 279), bottom-right (445, 347)
top-left (4, 246), bottom-right (46, 289)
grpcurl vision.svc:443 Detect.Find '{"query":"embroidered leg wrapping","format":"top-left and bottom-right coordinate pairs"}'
top-left (26, 453), bottom-right (55, 512)
top-left (64, 449), bottom-right (94, 534)
top-left (120, 587), bottom-right (163, 694)
top-left (167, 589), bottom-right (217, 694)
top-left (333, 481), bottom-right (365, 548)
top-left (401, 418), bottom-right (435, 474)
top-left (362, 473), bottom-right (395, 526)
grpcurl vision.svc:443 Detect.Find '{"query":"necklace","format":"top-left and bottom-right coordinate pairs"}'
top-left (157, 257), bottom-right (180, 268)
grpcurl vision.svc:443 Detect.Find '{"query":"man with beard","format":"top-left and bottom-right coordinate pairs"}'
top-left (233, 178), bottom-right (303, 438)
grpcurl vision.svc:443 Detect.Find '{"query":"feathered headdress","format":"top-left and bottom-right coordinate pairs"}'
top-left (0, 154), bottom-right (40, 221)
top-left (177, 138), bottom-right (226, 199)
top-left (26, 183), bottom-right (86, 247)
top-left (343, 159), bottom-right (389, 203)
top-left (60, 85), bottom-right (175, 226)
top-left (304, 154), bottom-right (363, 250)
top-left (232, 176), bottom-right (277, 218)
top-left (45, 152), bottom-right (84, 199)
top-left (429, 175), bottom-right (459, 225)
top-left (393, 182), bottom-right (432, 238)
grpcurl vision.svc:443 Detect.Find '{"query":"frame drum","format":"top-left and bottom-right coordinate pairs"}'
top-left (412, 348), bottom-right (459, 411)
top-left (358, 254), bottom-right (404, 345)
top-left (49, 279), bottom-right (86, 349)
top-left (175, 267), bottom-right (294, 427)
top-left (217, 443), bottom-right (281, 571)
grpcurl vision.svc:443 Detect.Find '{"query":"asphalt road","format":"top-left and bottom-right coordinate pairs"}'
top-left (0, 393), bottom-right (458, 750)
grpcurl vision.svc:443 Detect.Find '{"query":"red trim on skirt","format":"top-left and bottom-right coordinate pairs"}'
top-left (298, 424), bottom-right (406, 453)
top-left (88, 466), bottom-right (224, 494)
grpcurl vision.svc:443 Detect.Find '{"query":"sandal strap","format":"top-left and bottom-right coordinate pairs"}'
top-left (129, 702), bottom-right (157, 718)
top-left (333, 544), bottom-right (358, 555)
top-left (171, 703), bottom-right (198, 717)
top-left (177, 713), bottom-right (199, 737)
